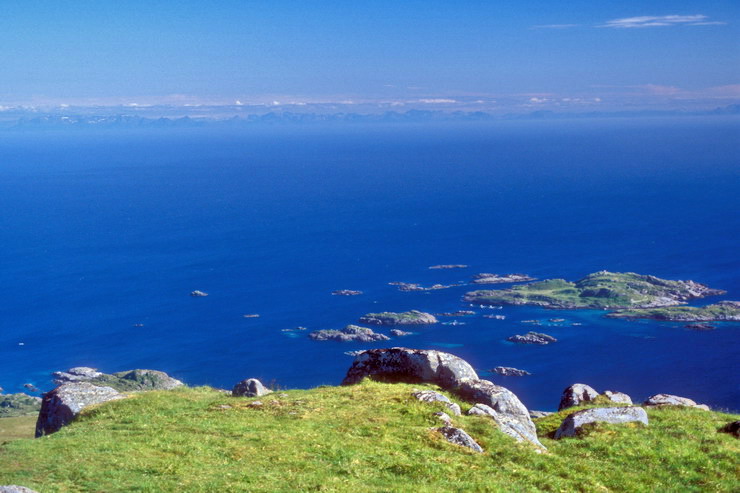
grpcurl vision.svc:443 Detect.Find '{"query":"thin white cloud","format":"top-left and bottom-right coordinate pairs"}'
top-left (599, 14), bottom-right (726, 28)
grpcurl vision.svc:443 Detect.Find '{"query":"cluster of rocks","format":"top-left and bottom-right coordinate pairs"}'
top-left (309, 325), bottom-right (390, 343)
top-left (506, 332), bottom-right (557, 345)
top-left (435, 310), bottom-right (476, 317)
top-left (471, 273), bottom-right (536, 284)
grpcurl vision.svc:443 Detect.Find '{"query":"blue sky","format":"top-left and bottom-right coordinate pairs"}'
top-left (0, 1), bottom-right (738, 110)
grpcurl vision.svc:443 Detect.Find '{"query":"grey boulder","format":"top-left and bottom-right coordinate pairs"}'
top-left (342, 347), bottom-right (479, 388)
top-left (0, 487), bottom-right (40, 493)
top-left (603, 390), bottom-right (633, 405)
top-left (35, 382), bottom-right (124, 437)
top-left (643, 394), bottom-right (709, 410)
top-left (467, 403), bottom-right (545, 449)
top-left (554, 406), bottom-right (649, 439)
top-left (436, 426), bottom-right (484, 453)
top-left (232, 378), bottom-right (273, 397)
top-left (559, 383), bottom-right (600, 410)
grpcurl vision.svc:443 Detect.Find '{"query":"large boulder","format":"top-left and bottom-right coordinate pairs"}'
top-left (435, 426), bottom-right (484, 453)
top-left (342, 348), bottom-right (479, 388)
top-left (554, 407), bottom-right (649, 439)
top-left (232, 378), bottom-right (272, 397)
top-left (559, 383), bottom-right (599, 410)
top-left (603, 390), bottom-right (632, 405)
top-left (35, 382), bottom-right (123, 437)
top-left (466, 401), bottom-right (544, 449)
top-left (643, 394), bottom-right (709, 410)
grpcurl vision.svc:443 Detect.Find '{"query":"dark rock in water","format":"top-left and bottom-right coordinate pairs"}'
top-left (529, 410), bottom-right (553, 419)
top-left (331, 289), bottom-right (363, 296)
top-left (0, 486), bottom-right (41, 493)
top-left (389, 282), bottom-right (457, 292)
top-left (492, 366), bottom-right (531, 377)
top-left (190, 290), bottom-right (208, 297)
top-left (35, 382), bottom-right (124, 437)
top-left (0, 393), bottom-right (42, 418)
top-left (232, 378), bottom-right (272, 398)
top-left (23, 384), bottom-right (40, 393)
top-left (507, 332), bottom-right (557, 345)
top-left (603, 390), bottom-right (633, 405)
top-left (436, 426), bottom-right (484, 453)
top-left (435, 310), bottom-right (476, 317)
top-left (471, 273), bottom-right (536, 284)
top-left (718, 420), bottom-right (740, 438)
top-left (309, 325), bottom-right (390, 342)
top-left (429, 264), bottom-right (468, 270)
top-left (412, 390), bottom-right (461, 416)
top-left (643, 394), bottom-right (709, 410)
top-left (559, 383), bottom-right (600, 410)
top-left (686, 323), bottom-right (715, 331)
top-left (554, 407), bottom-right (649, 439)
top-left (390, 329), bottom-right (413, 337)
top-left (359, 310), bottom-right (438, 326)
top-left (342, 347), bottom-right (478, 388)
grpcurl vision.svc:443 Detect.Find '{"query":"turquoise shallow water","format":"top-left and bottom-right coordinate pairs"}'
top-left (0, 117), bottom-right (738, 411)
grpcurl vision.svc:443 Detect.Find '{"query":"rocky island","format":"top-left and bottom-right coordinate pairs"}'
top-left (359, 310), bottom-right (438, 326)
top-left (464, 271), bottom-right (725, 310)
top-left (471, 273), bottom-right (536, 284)
top-left (331, 289), bottom-right (363, 296)
top-left (507, 332), bottom-right (557, 345)
top-left (606, 301), bottom-right (740, 322)
top-left (308, 325), bottom-right (390, 342)
top-left (389, 282), bottom-right (458, 292)
top-left (428, 264), bottom-right (468, 269)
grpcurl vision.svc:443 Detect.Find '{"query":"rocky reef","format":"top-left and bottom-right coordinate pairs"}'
top-left (606, 301), bottom-right (740, 322)
top-left (471, 273), bottom-right (536, 284)
top-left (464, 271), bottom-right (725, 310)
top-left (359, 310), bottom-right (438, 326)
top-left (507, 332), bottom-right (557, 345)
top-left (309, 325), bottom-right (390, 342)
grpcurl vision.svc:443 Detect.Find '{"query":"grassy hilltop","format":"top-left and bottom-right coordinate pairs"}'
top-left (1, 380), bottom-right (738, 492)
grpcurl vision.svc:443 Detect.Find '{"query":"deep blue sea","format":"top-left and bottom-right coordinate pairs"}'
top-left (1, 117), bottom-right (738, 412)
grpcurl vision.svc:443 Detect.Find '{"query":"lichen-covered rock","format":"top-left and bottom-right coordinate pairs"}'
top-left (35, 382), bottom-right (123, 437)
top-left (436, 426), bottom-right (484, 453)
top-left (718, 421), bottom-right (739, 438)
top-left (232, 378), bottom-right (273, 398)
top-left (603, 390), bottom-right (633, 405)
top-left (643, 394), bottom-right (709, 410)
top-left (466, 402), bottom-right (545, 449)
top-left (342, 348), bottom-right (478, 388)
top-left (309, 325), bottom-right (390, 342)
top-left (0, 486), bottom-right (40, 493)
top-left (412, 390), bottom-right (461, 416)
top-left (554, 406), bottom-right (649, 439)
top-left (559, 383), bottom-right (599, 410)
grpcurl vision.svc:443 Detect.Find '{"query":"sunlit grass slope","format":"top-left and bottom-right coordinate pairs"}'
top-left (0, 381), bottom-right (738, 492)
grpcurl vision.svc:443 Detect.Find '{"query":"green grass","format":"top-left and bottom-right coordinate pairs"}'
top-left (0, 381), bottom-right (737, 492)
top-left (0, 416), bottom-right (36, 442)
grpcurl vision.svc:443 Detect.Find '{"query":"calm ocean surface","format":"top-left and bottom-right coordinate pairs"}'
top-left (1, 117), bottom-right (738, 411)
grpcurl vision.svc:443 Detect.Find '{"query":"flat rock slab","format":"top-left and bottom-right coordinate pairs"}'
top-left (643, 393), bottom-right (709, 410)
top-left (554, 406), bottom-right (649, 439)
top-left (436, 426), bottom-right (484, 453)
top-left (35, 382), bottom-right (124, 437)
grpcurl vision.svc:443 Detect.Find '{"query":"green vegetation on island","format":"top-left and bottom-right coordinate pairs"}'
top-left (359, 310), bottom-right (438, 325)
top-left (1, 381), bottom-right (738, 492)
top-left (464, 271), bottom-right (725, 310)
top-left (0, 394), bottom-right (41, 418)
top-left (606, 301), bottom-right (740, 322)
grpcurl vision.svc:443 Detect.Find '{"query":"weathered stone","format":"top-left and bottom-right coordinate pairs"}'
top-left (559, 383), bottom-right (600, 410)
top-left (35, 382), bottom-right (123, 437)
top-left (232, 378), bottom-right (273, 398)
top-left (342, 348), bottom-right (479, 388)
top-left (718, 421), bottom-right (740, 438)
top-left (603, 390), bottom-right (633, 405)
top-left (529, 410), bottom-right (553, 419)
top-left (643, 394), bottom-right (709, 410)
top-left (0, 486), bottom-right (41, 493)
top-left (554, 406), bottom-right (649, 439)
top-left (436, 426), bottom-right (484, 453)
top-left (434, 412), bottom-right (452, 425)
top-left (467, 403), bottom-right (545, 449)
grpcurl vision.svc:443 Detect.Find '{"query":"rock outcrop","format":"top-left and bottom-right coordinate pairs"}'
top-left (0, 393), bottom-right (42, 418)
top-left (232, 379), bottom-right (273, 398)
top-left (54, 367), bottom-right (183, 392)
top-left (507, 332), bottom-right (557, 345)
top-left (603, 390), bottom-right (633, 405)
top-left (309, 325), bottom-right (390, 343)
top-left (471, 273), bottom-right (535, 284)
top-left (643, 394), bottom-right (709, 410)
top-left (559, 384), bottom-right (599, 410)
top-left (554, 407), bottom-right (649, 439)
top-left (435, 426), bottom-right (484, 453)
top-left (342, 348), bottom-right (478, 388)
top-left (35, 382), bottom-right (124, 437)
